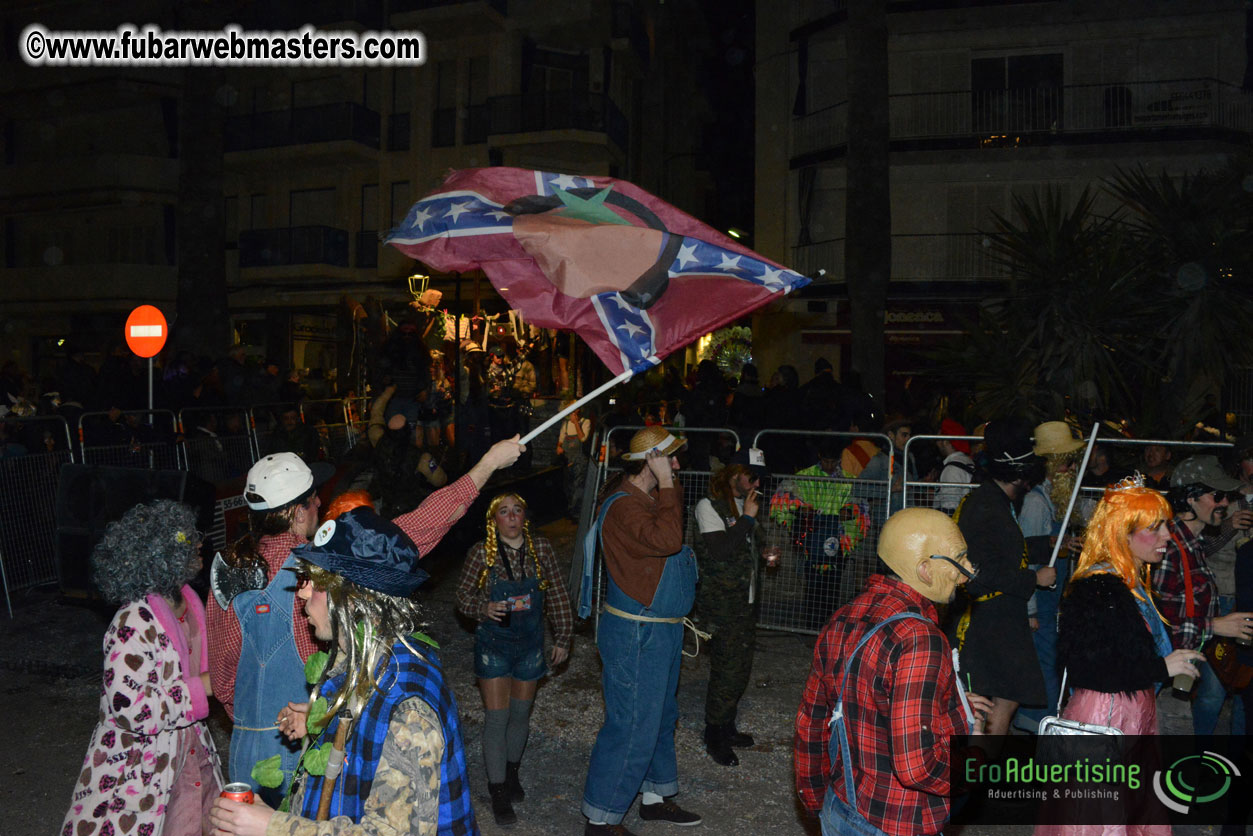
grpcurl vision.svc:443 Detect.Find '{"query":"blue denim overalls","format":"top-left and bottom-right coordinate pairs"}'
top-left (230, 554), bottom-right (307, 799)
top-left (581, 492), bottom-right (698, 825)
top-left (475, 545), bottom-right (546, 680)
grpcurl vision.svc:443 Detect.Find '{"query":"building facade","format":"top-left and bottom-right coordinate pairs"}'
top-left (754, 0), bottom-right (1253, 399)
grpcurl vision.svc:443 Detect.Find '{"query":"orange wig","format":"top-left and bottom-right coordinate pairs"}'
top-left (1070, 479), bottom-right (1172, 603)
top-left (322, 490), bottom-right (375, 522)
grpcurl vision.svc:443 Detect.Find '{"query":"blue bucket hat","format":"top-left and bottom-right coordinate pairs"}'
top-left (294, 507), bottom-right (429, 597)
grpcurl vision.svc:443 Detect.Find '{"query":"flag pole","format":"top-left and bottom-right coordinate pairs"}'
top-left (520, 368), bottom-right (635, 446)
top-left (1048, 422), bottom-right (1101, 570)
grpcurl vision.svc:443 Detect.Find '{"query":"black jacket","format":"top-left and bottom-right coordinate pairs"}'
top-left (1058, 573), bottom-right (1169, 695)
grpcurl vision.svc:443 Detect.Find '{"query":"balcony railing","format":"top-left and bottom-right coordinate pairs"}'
top-left (488, 92), bottom-right (628, 151)
top-left (239, 226), bottom-right (349, 268)
top-left (793, 78), bottom-right (1253, 159)
top-left (791, 233), bottom-right (1008, 282)
top-left (226, 103), bottom-right (380, 152)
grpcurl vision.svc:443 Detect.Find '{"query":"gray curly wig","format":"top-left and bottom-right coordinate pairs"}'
top-left (92, 499), bottom-right (202, 604)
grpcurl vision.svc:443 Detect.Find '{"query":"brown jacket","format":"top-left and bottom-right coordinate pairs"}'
top-left (601, 480), bottom-right (684, 606)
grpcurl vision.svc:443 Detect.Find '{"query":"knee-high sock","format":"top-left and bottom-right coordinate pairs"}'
top-left (506, 697), bottom-right (533, 763)
top-left (483, 707), bottom-right (509, 783)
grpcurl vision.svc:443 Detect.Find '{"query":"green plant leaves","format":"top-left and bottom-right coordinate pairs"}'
top-left (251, 754), bottom-right (284, 789)
top-left (304, 741), bottom-right (333, 776)
top-left (307, 696), bottom-right (329, 735)
top-left (304, 651), bottom-right (328, 685)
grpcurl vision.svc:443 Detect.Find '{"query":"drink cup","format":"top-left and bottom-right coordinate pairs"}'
top-left (1172, 673), bottom-right (1196, 700)
top-left (1239, 617), bottom-right (1253, 647)
top-left (221, 783), bottom-right (255, 804)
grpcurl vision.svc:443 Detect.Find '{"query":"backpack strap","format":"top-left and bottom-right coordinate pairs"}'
top-left (577, 491), bottom-right (628, 619)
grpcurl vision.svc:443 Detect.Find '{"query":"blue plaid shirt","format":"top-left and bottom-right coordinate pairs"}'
top-left (299, 640), bottom-right (477, 835)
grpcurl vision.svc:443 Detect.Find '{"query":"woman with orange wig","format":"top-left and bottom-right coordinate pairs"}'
top-left (1038, 476), bottom-right (1204, 835)
top-left (455, 492), bottom-right (573, 826)
top-left (1057, 476), bottom-right (1203, 732)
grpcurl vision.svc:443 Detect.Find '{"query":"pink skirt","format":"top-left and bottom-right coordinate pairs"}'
top-left (1033, 689), bottom-right (1168, 836)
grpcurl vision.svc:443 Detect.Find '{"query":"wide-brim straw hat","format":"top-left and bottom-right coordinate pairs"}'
top-left (1033, 421), bottom-right (1084, 456)
top-left (621, 426), bottom-right (687, 461)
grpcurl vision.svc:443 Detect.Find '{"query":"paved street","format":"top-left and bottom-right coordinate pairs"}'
top-left (0, 516), bottom-right (1232, 836)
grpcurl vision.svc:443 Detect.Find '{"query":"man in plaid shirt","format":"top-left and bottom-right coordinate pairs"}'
top-left (1154, 455), bottom-right (1253, 735)
top-left (795, 508), bottom-right (989, 836)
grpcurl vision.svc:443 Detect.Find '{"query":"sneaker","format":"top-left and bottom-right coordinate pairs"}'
top-left (639, 799), bottom-right (702, 826)
top-left (584, 822), bottom-right (638, 836)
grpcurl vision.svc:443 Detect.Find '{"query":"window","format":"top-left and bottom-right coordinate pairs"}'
top-left (390, 182), bottom-right (410, 227)
top-left (290, 188), bottom-right (336, 228)
top-left (465, 57), bottom-right (490, 144)
top-left (250, 194), bottom-right (267, 229)
top-left (971, 53), bottom-right (1063, 135)
top-left (224, 197), bottom-right (239, 245)
top-left (432, 61), bottom-right (456, 147)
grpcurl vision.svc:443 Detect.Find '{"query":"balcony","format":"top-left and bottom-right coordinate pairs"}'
top-left (488, 92), bottom-right (628, 152)
top-left (239, 226), bottom-right (349, 268)
top-left (791, 234), bottom-right (1008, 283)
top-left (792, 78), bottom-right (1253, 161)
top-left (225, 103), bottom-right (381, 152)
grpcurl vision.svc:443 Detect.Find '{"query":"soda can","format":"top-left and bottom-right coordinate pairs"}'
top-left (220, 782), bottom-right (255, 804)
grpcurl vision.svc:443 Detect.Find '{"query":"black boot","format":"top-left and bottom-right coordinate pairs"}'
top-left (703, 723), bottom-right (738, 766)
top-left (725, 722), bottom-right (755, 748)
top-left (505, 760), bottom-right (525, 803)
top-left (488, 782), bottom-right (517, 826)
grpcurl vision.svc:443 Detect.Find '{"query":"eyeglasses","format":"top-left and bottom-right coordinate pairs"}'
top-left (1206, 490), bottom-right (1238, 503)
top-left (930, 554), bottom-right (977, 581)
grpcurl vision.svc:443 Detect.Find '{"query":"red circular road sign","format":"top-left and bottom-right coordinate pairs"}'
top-left (125, 305), bottom-right (168, 358)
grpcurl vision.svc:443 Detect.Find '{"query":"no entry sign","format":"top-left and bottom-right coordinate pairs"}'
top-left (125, 305), bottom-right (168, 358)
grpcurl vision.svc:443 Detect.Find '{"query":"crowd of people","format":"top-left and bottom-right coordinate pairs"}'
top-left (42, 328), bottom-right (1253, 836)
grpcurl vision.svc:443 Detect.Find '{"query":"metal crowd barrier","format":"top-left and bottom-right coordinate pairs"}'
top-left (78, 409), bottom-right (181, 471)
top-left (300, 398), bottom-right (356, 461)
top-left (178, 406), bottom-right (255, 484)
top-left (901, 434), bottom-right (984, 515)
top-left (577, 426), bottom-right (895, 638)
top-left (0, 415), bottom-right (75, 616)
top-left (901, 432), bottom-right (1236, 519)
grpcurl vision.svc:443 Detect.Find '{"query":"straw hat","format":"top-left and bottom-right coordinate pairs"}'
top-left (621, 426), bottom-right (687, 461)
top-left (1033, 421), bottom-right (1084, 456)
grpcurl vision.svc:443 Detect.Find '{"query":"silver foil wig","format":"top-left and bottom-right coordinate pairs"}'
top-left (92, 499), bottom-right (202, 604)
top-left (306, 565), bottom-right (429, 722)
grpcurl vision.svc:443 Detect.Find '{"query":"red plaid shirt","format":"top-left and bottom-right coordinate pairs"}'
top-left (795, 575), bottom-right (968, 836)
top-left (207, 474), bottom-right (479, 719)
top-left (1152, 518), bottom-right (1217, 651)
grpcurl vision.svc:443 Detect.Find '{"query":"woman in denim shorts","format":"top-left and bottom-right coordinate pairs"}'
top-left (455, 493), bottom-right (574, 826)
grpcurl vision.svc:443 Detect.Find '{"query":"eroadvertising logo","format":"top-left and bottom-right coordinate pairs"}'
top-left (1151, 751), bottom-right (1240, 814)
top-left (951, 736), bottom-right (1245, 827)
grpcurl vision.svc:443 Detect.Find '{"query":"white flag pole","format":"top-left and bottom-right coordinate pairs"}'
top-left (1048, 422), bottom-right (1101, 569)
top-left (520, 367), bottom-right (635, 446)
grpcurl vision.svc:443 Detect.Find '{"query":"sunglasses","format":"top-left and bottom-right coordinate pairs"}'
top-left (1205, 490), bottom-right (1239, 503)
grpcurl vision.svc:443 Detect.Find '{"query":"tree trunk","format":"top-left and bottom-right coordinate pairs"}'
top-left (171, 64), bottom-right (230, 359)
top-left (844, 0), bottom-right (890, 405)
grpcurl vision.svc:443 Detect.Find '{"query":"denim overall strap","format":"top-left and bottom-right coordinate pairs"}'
top-left (828, 613), bottom-right (930, 822)
top-left (480, 572), bottom-right (545, 639)
top-left (230, 553), bottom-right (307, 793)
top-left (578, 492), bottom-right (627, 618)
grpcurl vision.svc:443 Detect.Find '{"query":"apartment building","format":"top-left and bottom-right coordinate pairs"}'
top-left (1, 0), bottom-right (716, 384)
top-left (753, 0), bottom-right (1252, 395)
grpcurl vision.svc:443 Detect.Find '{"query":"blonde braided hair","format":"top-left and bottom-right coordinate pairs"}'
top-left (477, 493), bottom-right (548, 591)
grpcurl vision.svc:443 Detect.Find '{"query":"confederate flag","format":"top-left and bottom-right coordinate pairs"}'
top-left (384, 167), bottom-right (810, 376)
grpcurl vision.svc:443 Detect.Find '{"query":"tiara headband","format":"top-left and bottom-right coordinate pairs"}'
top-left (1111, 472), bottom-right (1147, 491)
